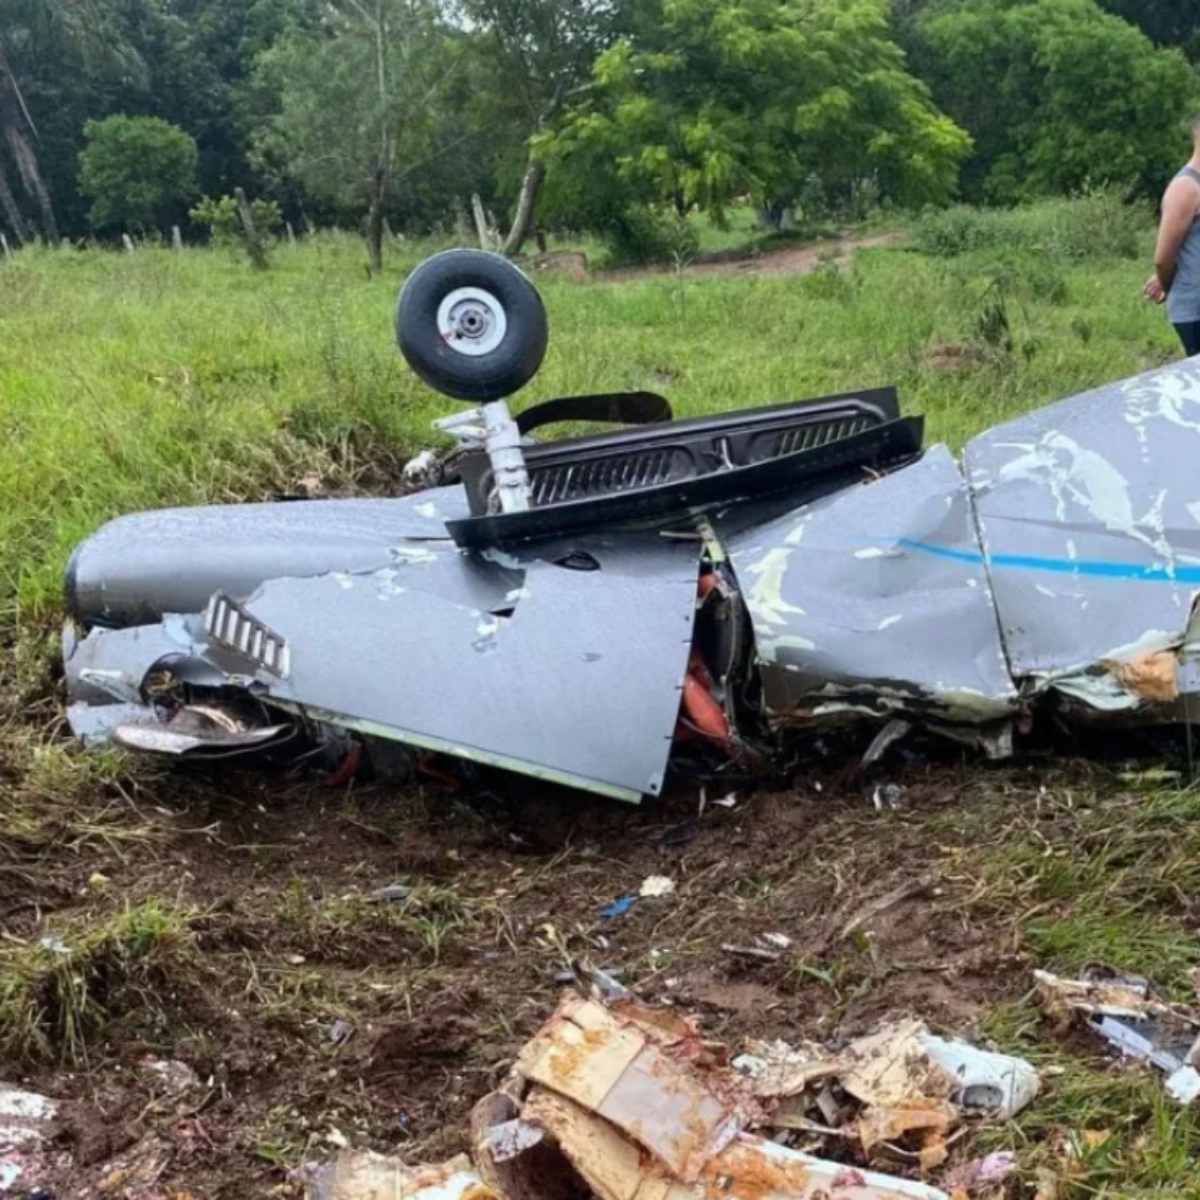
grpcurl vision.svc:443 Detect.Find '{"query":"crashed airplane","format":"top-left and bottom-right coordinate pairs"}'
top-left (63, 249), bottom-right (1200, 802)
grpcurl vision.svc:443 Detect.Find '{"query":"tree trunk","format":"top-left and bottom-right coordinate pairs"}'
top-left (3, 123), bottom-right (56, 242)
top-left (366, 166), bottom-right (386, 277)
top-left (234, 187), bottom-right (268, 270)
top-left (0, 161), bottom-right (27, 243)
top-left (501, 158), bottom-right (546, 258)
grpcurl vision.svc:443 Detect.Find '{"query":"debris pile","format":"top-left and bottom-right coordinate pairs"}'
top-left (1035, 965), bottom-right (1200, 1103)
top-left (307, 968), bottom-right (1038, 1200)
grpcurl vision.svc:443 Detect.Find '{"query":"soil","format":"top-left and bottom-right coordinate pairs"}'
top-left (603, 231), bottom-right (905, 282)
top-left (2, 751), bottom-right (1049, 1199)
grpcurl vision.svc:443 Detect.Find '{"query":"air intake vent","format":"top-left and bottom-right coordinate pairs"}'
top-left (530, 448), bottom-right (692, 505)
top-left (204, 591), bottom-right (289, 677)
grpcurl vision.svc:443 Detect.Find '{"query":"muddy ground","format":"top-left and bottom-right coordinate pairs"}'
top-left (2, 734), bottom-right (1105, 1199)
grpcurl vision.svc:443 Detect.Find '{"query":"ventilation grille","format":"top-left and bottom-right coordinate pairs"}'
top-left (768, 416), bottom-right (874, 459)
top-left (530, 448), bottom-right (689, 505)
top-left (204, 591), bottom-right (289, 677)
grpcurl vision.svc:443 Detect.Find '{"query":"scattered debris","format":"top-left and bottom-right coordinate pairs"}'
top-left (305, 971), bottom-right (1035, 1200)
top-left (329, 1019), bottom-right (355, 1046)
top-left (872, 784), bottom-right (906, 811)
top-left (365, 883), bottom-right (412, 904)
top-left (1035, 966), bottom-right (1200, 1103)
top-left (141, 1059), bottom-right (201, 1101)
top-left (0, 1085), bottom-right (59, 1196)
top-left (722, 942), bottom-right (783, 962)
top-left (761, 932), bottom-right (793, 950)
top-left (941, 1150), bottom-right (1018, 1192)
top-left (600, 894), bottom-right (637, 921)
top-left (639, 875), bottom-right (676, 898)
top-left (713, 793), bottom-right (739, 809)
top-left (306, 1151), bottom-right (489, 1200)
top-left (554, 968), bottom-right (624, 986)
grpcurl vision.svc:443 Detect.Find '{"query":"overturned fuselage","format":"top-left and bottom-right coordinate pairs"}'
top-left (64, 358), bottom-right (1200, 801)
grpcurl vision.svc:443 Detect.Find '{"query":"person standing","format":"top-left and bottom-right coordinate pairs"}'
top-left (1145, 117), bottom-right (1200, 356)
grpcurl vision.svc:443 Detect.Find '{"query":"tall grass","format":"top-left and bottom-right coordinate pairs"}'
top-left (911, 189), bottom-right (1152, 262)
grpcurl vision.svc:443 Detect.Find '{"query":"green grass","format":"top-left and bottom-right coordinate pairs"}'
top-left (3, 200), bottom-right (1200, 1194)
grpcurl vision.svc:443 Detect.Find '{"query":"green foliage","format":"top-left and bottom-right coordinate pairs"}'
top-left (78, 114), bottom-right (198, 232)
top-left (249, 0), bottom-right (454, 214)
top-left (917, 0), bottom-right (1198, 203)
top-left (190, 193), bottom-right (283, 245)
top-left (540, 0), bottom-right (971, 244)
top-left (606, 206), bottom-right (701, 266)
top-left (911, 190), bottom-right (1153, 261)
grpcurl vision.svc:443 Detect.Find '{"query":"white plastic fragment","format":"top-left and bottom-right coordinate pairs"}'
top-left (919, 1033), bottom-right (1041, 1117)
top-left (639, 875), bottom-right (676, 898)
top-left (1167, 1065), bottom-right (1200, 1105)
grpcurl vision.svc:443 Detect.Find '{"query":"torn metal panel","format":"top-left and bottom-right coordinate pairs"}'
top-left (240, 534), bottom-right (698, 801)
top-left (66, 486), bottom-right (469, 628)
top-left (964, 359), bottom-right (1200, 708)
top-left (714, 445), bottom-right (1015, 724)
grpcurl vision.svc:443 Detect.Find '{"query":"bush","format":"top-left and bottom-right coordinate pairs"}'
top-left (911, 191), bottom-right (1152, 262)
top-left (190, 195), bottom-right (283, 246)
top-left (605, 207), bottom-right (701, 267)
top-left (78, 116), bottom-right (198, 234)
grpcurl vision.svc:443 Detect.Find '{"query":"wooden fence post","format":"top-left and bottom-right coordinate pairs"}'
top-left (122, 234), bottom-right (136, 253)
top-left (234, 187), bottom-right (268, 270)
top-left (2, 233), bottom-right (13, 263)
top-left (172, 225), bottom-right (184, 251)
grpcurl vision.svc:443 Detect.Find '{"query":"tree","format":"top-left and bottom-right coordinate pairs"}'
top-left (251, 0), bottom-right (458, 274)
top-left (1096, 0), bottom-right (1199, 59)
top-left (453, 0), bottom-right (629, 253)
top-left (79, 115), bottom-right (198, 232)
top-left (918, 0), bottom-right (1198, 203)
top-left (0, 0), bottom-right (143, 242)
top-left (539, 0), bottom-right (970, 240)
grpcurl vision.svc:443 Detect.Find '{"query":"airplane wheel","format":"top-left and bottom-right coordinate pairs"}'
top-left (395, 249), bottom-right (548, 401)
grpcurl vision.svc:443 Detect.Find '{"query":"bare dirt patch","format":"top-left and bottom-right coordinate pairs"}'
top-left (1, 750), bottom-right (1058, 1198)
top-left (604, 231), bottom-right (905, 282)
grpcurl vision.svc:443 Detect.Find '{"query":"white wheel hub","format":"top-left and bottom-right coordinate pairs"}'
top-left (436, 286), bottom-right (507, 357)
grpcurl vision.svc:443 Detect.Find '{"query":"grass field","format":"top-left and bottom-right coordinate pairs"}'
top-left (5, 198), bottom-right (1200, 1197)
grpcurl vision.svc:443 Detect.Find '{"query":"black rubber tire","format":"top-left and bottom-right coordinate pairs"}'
top-left (395, 249), bottom-right (548, 402)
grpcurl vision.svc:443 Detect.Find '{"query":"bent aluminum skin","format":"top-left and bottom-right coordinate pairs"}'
top-left (63, 356), bottom-right (1200, 802)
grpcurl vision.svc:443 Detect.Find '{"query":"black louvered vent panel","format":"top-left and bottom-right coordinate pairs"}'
top-left (772, 416), bottom-right (873, 458)
top-left (531, 448), bottom-right (690, 505)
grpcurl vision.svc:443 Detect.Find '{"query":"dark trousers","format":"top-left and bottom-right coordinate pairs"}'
top-left (1175, 322), bottom-right (1200, 356)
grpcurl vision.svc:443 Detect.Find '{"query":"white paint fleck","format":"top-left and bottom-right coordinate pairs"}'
top-left (390, 544), bottom-right (437, 564)
top-left (854, 547), bottom-right (889, 560)
top-left (414, 501), bottom-right (438, 519)
top-left (995, 432), bottom-right (1172, 560)
top-left (476, 617), bottom-right (500, 638)
top-left (1035, 584), bottom-right (1057, 598)
top-left (877, 615), bottom-right (903, 631)
top-left (505, 587), bottom-right (532, 602)
top-left (743, 548), bottom-right (805, 629)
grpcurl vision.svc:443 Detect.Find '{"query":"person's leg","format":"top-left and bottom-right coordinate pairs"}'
top-left (1174, 321), bottom-right (1200, 356)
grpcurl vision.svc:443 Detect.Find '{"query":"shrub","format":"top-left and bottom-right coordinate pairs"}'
top-left (911, 191), bottom-right (1151, 262)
